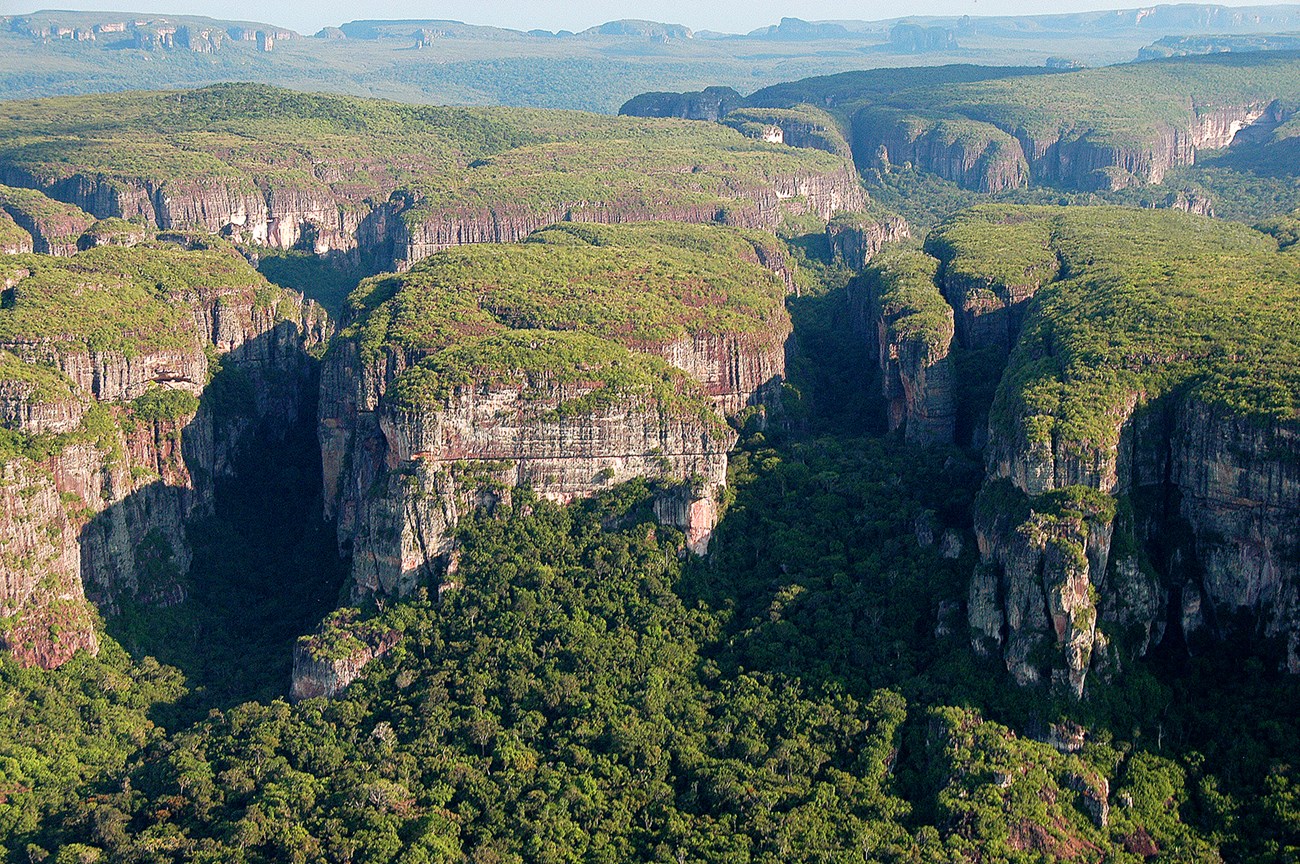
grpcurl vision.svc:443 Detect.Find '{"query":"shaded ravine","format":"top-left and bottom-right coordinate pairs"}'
top-left (106, 355), bottom-right (348, 728)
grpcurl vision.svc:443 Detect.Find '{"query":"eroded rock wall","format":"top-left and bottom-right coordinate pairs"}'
top-left (0, 284), bottom-right (327, 667)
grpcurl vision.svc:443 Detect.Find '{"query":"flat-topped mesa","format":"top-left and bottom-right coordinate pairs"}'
top-left (0, 84), bottom-right (864, 271)
top-left (836, 53), bottom-right (1300, 192)
top-left (948, 206), bottom-right (1300, 696)
top-left (852, 248), bottom-right (955, 445)
top-left (0, 237), bottom-right (327, 668)
top-left (322, 222), bottom-right (794, 601)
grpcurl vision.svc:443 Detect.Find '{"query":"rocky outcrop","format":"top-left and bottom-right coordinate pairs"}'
top-left (77, 218), bottom-right (149, 249)
top-left (853, 108), bottom-right (1029, 193)
top-left (290, 608), bottom-right (400, 701)
top-left (826, 211), bottom-right (911, 270)
top-left (848, 78), bottom-right (1292, 192)
top-left (348, 382), bottom-right (732, 598)
top-left (853, 249), bottom-right (956, 446)
top-left (0, 184), bottom-right (95, 256)
top-left (619, 87), bottom-right (745, 121)
top-left (957, 208), bottom-right (1300, 694)
top-left (322, 225), bottom-right (794, 604)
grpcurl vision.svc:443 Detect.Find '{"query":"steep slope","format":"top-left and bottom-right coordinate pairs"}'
top-left (0, 84), bottom-right (865, 271)
top-left (320, 222), bottom-right (795, 615)
top-left (850, 247), bottom-right (955, 445)
top-left (0, 237), bottom-right (326, 668)
top-left (935, 206), bottom-right (1300, 696)
top-left (630, 53), bottom-right (1300, 195)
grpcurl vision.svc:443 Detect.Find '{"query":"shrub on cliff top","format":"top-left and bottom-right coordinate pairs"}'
top-left (0, 243), bottom-right (282, 356)
top-left (931, 205), bottom-right (1299, 457)
top-left (345, 222), bottom-right (790, 360)
top-left (863, 247), bottom-right (953, 352)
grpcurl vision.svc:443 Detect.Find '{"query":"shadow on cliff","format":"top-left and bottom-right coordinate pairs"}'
top-left (86, 329), bottom-right (348, 727)
top-left (783, 272), bottom-right (887, 437)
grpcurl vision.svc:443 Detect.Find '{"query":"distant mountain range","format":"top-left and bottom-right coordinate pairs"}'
top-left (6, 5), bottom-right (1300, 111)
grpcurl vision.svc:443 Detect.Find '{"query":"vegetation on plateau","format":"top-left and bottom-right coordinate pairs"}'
top-left (342, 222), bottom-right (791, 426)
top-left (928, 206), bottom-right (1300, 452)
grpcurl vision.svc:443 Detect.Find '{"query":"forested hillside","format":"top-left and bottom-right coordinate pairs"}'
top-left (0, 41), bottom-right (1299, 864)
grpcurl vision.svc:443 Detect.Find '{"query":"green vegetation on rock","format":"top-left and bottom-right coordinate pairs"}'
top-left (862, 247), bottom-right (952, 351)
top-left (0, 242), bottom-right (281, 356)
top-left (935, 206), bottom-right (1299, 453)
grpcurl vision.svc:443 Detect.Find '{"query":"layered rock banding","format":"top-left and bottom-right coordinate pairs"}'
top-left (625, 53), bottom-right (1300, 194)
top-left (320, 222), bottom-right (795, 603)
top-left (0, 184), bottom-right (95, 256)
top-left (0, 237), bottom-right (327, 667)
top-left (0, 84), bottom-right (864, 272)
top-left (940, 205), bottom-right (1300, 695)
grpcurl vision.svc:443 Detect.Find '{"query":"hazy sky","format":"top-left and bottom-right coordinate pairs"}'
top-left (0, 1), bottom-right (1285, 35)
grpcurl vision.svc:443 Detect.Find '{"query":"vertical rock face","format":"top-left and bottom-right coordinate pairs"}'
top-left (348, 383), bottom-right (733, 599)
top-left (321, 224), bottom-right (794, 604)
top-left (0, 459), bottom-right (98, 669)
top-left (0, 242), bottom-right (328, 667)
top-left (853, 108), bottom-right (1030, 193)
top-left (0, 184), bottom-right (96, 256)
top-left (853, 248), bottom-right (956, 445)
top-left (951, 206), bottom-right (1300, 694)
top-left (0, 84), bottom-right (869, 275)
top-left (846, 73), bottom-right (1290, 192)
top-left (290, 608), bottom-right (400, 702)
top-left (826, 212), bottom-right (911, 270)
top-left (924, 212), bottom-right (1060, 360)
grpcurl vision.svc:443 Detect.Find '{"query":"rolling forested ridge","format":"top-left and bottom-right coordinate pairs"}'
top-left (1, 4), bottom-right (1300, 862)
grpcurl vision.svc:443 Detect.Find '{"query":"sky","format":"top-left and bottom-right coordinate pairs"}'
top-left (0, 0), bottom-right (1288, 35)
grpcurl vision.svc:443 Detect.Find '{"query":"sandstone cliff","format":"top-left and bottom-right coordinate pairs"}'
top-left (826, 211), bottom-right (911, 270)
top-left (321, 223), bottom-right (794, 606)
top-left (290, 608), bottom-right (400, 701)
top-left (950, 206), bottom-right (1300, 695)
top-left (0, 85), bottom-right (866, 273)
top-left (852, 108), bottom-right (1029, 193)
top-left (0, 239), bottom-right (327, 667)
top-left (0, 209), bottom-right (31, 254)
top-left (852, 248), bottom-right (956, 445)
top-left (0, 184), bottom-right (95, 256)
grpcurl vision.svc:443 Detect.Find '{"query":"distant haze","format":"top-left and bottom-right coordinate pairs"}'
top-left (2, 0), bottom-right (1292, 35)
